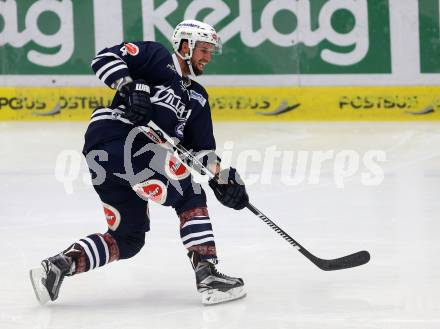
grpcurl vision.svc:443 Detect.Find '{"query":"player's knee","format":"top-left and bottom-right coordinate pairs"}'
top-left (109, 231), bottom-right (146, 259)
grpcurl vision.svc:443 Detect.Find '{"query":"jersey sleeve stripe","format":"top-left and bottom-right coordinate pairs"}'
top-left (95, 59), bottom-right (126, 79)
top-left (91, 52), bottom-right (122, 64)
top-left (100, 64), bottom-right (129, 85)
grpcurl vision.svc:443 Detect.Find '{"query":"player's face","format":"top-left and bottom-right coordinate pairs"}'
top-left (191, 42), bottom-right (214, 76)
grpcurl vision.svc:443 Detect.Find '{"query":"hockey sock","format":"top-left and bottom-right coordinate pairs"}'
top-left (63, 233), bottom-right (120, 274)
top-left (179, 207), bottom-right (217, 262)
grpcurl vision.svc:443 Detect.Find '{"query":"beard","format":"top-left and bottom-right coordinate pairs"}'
top-left (190, 59), bottom-right (204, 76)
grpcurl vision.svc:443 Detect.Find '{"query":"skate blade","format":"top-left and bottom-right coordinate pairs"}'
top-left (201, 286), bottom-right (246, 305)
top-left (29, 268), bottom-right (50, 305)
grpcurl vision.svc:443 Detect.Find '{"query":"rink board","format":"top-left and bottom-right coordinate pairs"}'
top-left (0, 86), bottom-right (439, 121)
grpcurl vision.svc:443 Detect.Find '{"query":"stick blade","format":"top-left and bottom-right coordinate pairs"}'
top-left (313, 250), bottom-right (371, 271)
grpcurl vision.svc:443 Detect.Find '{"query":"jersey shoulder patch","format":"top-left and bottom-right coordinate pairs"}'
top-left (189, 80), bottom-right (208, 107)
top-left (190, 89), bottom-right (207, 107)
top-left (121, 42), bottom-right (139, 56)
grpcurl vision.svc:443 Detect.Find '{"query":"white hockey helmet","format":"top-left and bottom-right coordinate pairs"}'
top-left (172, 20), bottom-right (222, 61)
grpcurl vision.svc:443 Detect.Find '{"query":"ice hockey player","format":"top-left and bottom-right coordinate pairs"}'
top-left (29, 20), bottom-right (249, 305)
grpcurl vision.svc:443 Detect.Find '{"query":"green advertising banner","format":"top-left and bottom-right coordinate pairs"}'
top-left (0, 0), bottom-right (95, 74)
top-left (0, 0), bottom-right (390, 74)
top-left (0, 0), bottom-right (439, 83)
top-left (419, 0), bottom-right (440, 73)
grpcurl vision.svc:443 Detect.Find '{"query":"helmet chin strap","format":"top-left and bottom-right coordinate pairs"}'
top-left (176, 46), bottom-right (196, 78)
top-left (185, 58), bottom-right (196, 77)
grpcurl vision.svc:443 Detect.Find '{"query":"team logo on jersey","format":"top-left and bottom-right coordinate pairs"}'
top-left (165, 153), bottom-right (190, 180)
top-left (133, 179), bottom-right (167, 204)
top-left (102, 203), bottom-right (121, 231)
top-left (151, 85), bottom-right (191, 120)
top-left (190, 90), bottom-right (207, 107)
top-left (174, 121), bottom-right (185, 138)
top-left (121, 43), bottom-right (139, 56)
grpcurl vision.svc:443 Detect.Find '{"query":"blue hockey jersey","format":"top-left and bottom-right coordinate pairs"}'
top-left (84, 41), bottom-right (216, 154)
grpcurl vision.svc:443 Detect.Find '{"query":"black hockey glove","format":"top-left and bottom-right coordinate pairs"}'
top-left (208, 167), bottom-right (249, 210)
top-left (119, 79), bottom-right (152, 126)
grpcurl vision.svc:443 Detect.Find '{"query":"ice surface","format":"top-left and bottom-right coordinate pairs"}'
top-left (1, 122), bottom-right (439, 329)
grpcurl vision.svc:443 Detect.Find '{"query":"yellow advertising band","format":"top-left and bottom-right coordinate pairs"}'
top-left (0, 86), bottom-right (439, 121)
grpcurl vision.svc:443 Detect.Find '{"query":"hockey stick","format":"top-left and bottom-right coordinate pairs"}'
top-left (138, 122), bottom-right (371, 271)
top-left (244, 203), bottom-right (370, 270)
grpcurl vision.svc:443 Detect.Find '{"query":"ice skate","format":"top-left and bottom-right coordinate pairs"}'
top-left (188, 251), bottom-right (246, 305)
top-left (29, 253), bottom-right (73, 305)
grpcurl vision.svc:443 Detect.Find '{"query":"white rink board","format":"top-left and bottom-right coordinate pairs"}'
top-left (0, 122), bottom-right (440, 329)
